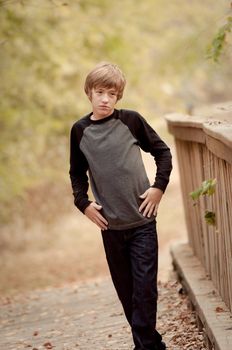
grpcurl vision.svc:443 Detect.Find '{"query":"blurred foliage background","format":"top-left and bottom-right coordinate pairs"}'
top-left (0, 0), bottom-right (231, 295)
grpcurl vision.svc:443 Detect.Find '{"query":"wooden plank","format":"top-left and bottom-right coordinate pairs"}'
top-left (206, 135), bottom-right (232, 165)
top-left (166, 106), bottom-right (232, 147)
top-left (202, 147), bottom-right (211, 276)
top-left (204, 122), bottom-right (232, 149)
top-left (165, 113), bottom-right (206, 128)
top-left (171, 243), bottom-right (232, 350)
top-left (175, 139), bottom-right (194, 246)
top-left (168, 122), bottom-right (232, 164)
top-left (168, 125), bottom-right (205, 143)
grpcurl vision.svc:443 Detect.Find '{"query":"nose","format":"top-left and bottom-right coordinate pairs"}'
top-left (102, 93), bottom-right (109, 103)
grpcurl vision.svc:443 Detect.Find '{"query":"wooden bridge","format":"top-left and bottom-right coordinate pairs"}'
top-left (0, 276), bottom-right (206, 350)
top-left (166, 101), bottom-right (232, 350)
top-left (1, 102), bottom-right (232, 350)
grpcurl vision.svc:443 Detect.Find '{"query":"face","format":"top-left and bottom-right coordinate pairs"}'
top-left (89, 86), bottom-right (118, 120)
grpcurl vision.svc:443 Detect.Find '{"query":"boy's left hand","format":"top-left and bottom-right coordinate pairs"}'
top-left (139, 187), bottom-right (163, 218)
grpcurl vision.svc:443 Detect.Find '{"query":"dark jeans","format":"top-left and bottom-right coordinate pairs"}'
top-left (101, 220), bottom-right (162, 350)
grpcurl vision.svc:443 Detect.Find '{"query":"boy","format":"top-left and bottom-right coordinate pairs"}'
top-left (69, 62), bottom-right (172, 350)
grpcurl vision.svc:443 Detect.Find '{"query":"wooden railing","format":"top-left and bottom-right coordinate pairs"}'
top-left (166, 102), bottom-right (232, 312)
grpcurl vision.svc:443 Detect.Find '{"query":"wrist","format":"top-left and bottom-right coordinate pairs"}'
top-left (150, 186), bottom-right (163, 194)
top-left (82, 200), bottom-right (93, 214)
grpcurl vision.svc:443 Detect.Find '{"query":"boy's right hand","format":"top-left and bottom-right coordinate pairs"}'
top-left (84, 202), bottom-right (108, 231)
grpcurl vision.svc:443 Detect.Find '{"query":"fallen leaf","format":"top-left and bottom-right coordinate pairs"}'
top-left (215, 306), bottom-right (224, 313)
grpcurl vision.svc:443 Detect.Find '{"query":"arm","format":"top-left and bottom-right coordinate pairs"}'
top-left (136, 114), bottom-right (172, 193)
top-left (69, 124), bottom-right (91, 213)
top-left (122, 111), bottom-right (172, 217)
top-left (69, 124), bottom-right (108, 230)
top-left (137, 114), bottom-right (172, 217)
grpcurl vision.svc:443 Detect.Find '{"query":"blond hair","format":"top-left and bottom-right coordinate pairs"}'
top-left (84, 62), bottom-right (126, 101)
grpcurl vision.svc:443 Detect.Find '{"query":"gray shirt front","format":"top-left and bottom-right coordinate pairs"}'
top-left (69, 109), bottom-right (172, 230)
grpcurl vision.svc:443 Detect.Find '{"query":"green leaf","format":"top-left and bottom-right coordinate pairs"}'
top-left (201, 178), bottom-right (217, 196)
top-left (189, 178), bottom-right (217, 201)
top-left (190, 187), bottom-right (202, 201)
top-left (204, 211), bottom-right (216, 226)
top-left (207, 178), bottom-right (217, 196)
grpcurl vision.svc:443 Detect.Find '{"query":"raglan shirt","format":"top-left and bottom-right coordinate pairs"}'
top-left (69, 109), bottom-right (172, 230)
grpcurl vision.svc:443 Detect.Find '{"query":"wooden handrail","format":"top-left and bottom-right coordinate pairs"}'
top-left (166, 102), bottom-right (232, 162)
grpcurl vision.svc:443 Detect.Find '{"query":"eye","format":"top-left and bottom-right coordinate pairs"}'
top-left (95, 88), bottom-right (103, 94)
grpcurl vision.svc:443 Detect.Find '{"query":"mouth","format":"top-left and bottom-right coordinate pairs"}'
top-left (99, 105), bottom-right (109, 109)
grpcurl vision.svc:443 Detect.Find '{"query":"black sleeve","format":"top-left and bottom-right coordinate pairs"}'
top-left (69, 124), bottom-right (92, 213)
top-left (121, 110), bottom-right (172, 192)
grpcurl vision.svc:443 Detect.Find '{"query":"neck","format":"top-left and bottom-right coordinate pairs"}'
top-left (91, 109), bottom-right (114, 121)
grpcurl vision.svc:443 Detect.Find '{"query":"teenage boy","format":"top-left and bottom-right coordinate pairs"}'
top-left (69, 62), bottom-right (172, 350)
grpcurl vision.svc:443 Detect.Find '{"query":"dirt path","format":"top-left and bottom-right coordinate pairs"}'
top-left (0, 274), bottom-right (206, 350)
